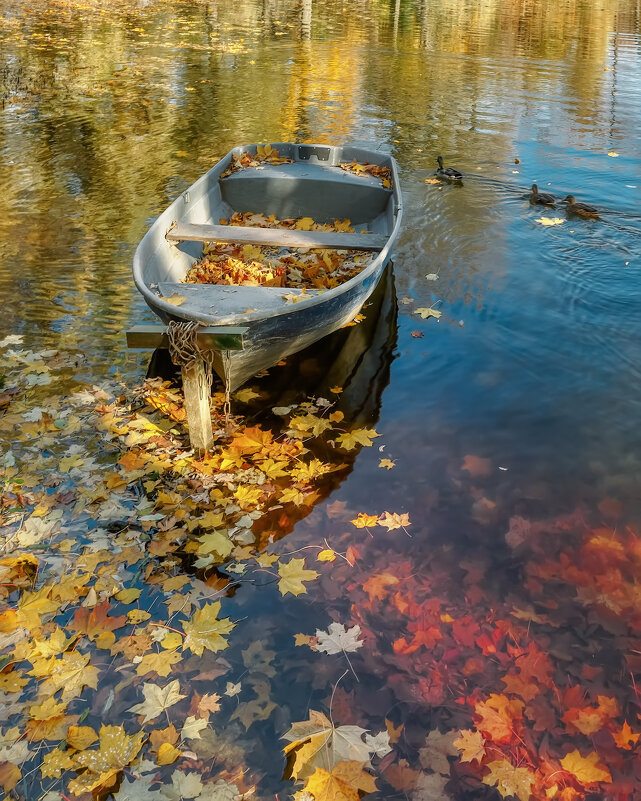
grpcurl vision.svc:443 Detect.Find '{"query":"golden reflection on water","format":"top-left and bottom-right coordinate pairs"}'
top-left (0, 0), bottom-right (638, 349)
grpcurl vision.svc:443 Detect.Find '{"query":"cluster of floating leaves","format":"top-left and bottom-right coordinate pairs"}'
top-left (184, 214), bottom-right (370, 290)
top-left (1, 329), bottom-right (639, 801)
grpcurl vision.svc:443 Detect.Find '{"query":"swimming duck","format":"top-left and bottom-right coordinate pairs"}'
top-left (563, 195), bottom-right (599, 218)
top-left (436, 156), bottom-right (463, 181)
top-left (530, 183), bottom-right (555, 206)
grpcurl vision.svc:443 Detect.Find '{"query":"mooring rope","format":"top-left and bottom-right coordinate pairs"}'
top-left (166, 320), bottom-right (215, 394)
top-left (166, 320), bottom-right (234, 432)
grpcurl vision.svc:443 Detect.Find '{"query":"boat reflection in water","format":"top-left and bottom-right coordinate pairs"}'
top-left (146, 264), bottom-right (398, 564)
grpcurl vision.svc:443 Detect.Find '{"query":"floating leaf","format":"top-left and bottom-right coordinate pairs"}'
top-left (128, 679), bottom-right (186, 724)
top-left (277, 558), bottom-right (319, 597)
top-left (535, 217), bottom-right (565, 226)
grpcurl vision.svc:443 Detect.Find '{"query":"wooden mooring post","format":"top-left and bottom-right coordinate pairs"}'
top-left (126, 324), bottom-right (247, 452)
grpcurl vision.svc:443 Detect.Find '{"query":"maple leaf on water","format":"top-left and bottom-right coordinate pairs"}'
top-left (474, 694), bottom-right (523, 744)
top-left (304, 760), bottom-right (377, 801)
top-left (378, 511), bottom-right (411, 531)
top-left (72, 600), bottom-right (128, 640)
top-left (40, 651), bottom-right (99, 700)
top-left (350, 513), bottom-right (380, 529)
top-left (182, 601), bottom-right (236, 654)
top-left (315, 623), bottom-right (363, 654)
top-left (612, 721), bottom-right (640, 750)
top-left (335, 428), bottom-right (380, 450)
top-left (482, 760), bottom-right (537, 801)
top-left (283, 710), bottom-right (387, 781)
top-left (453, 729), bottom-right (486, 764)
top-left (277, 558), bottom-right (319, 597)
top-left (414, 306), bottom-right (442, 320)
top-left (128, 679), bottom-right (186, 723)
top-left (560, 749), bottom-right (612, 785)
top-left (69, 724), bottom-right (145, 795)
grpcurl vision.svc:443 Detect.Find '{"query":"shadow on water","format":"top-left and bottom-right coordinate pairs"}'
top-left (147, 265), bottom-right (398, 581)
top-left (146, 263), bottom-right (398, 429)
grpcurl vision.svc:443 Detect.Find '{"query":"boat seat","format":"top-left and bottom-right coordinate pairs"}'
top-left (166, 223), bottom-right (387, 252)
top-left (156, 282), bottom-right (323, 319)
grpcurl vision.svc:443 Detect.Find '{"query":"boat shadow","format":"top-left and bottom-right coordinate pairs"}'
top-left (145, 264), bottom-right (398, 575)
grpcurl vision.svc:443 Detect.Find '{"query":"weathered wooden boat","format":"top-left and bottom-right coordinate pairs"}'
top-left (132, 142), bottom-right (402, 391)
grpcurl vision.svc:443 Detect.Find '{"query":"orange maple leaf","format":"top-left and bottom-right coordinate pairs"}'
top-left (228, 425), bottom-right (273, 455)
top-left (72, 601), bottom-right (127, 641)
top-left (612, 721), bottom-right (640, 750)
top-left (474, 694), bottom-right (523, 744)
top-left (362, 573), bottom-right (399, 601)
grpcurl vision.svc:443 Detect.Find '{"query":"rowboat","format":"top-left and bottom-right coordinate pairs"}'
top-left (133, 142), bottom-right (402, 391)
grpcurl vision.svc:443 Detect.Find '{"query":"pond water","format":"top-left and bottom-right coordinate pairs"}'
top-left (1, 1), bottom-right (641, 800)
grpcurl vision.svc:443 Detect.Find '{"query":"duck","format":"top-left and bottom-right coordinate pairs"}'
top-left (563, 195), bottom-right (599, 218)
top-left (436, 155), bottom-right (463, 181)
top-left (530, 183), bottom-right (555, 206)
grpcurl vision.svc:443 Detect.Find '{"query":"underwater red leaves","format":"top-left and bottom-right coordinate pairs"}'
top-left (474, 694), bottom-right (524, 743)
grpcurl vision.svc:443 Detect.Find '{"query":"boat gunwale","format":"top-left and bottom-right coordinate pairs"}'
top-left (133, 143), bottom-right (403, 326)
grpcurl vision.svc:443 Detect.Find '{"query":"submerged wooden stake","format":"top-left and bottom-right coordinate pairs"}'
top-left (126, 324), bottom-right (247, 452)
top-left (181, 359), bottom-right (214, 452)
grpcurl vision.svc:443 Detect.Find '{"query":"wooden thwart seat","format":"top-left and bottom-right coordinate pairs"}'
top-left (166, 222), bottom-right (388, 252)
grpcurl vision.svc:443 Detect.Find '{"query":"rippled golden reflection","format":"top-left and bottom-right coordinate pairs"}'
top-left (0, 0), bottom-right (638, 348)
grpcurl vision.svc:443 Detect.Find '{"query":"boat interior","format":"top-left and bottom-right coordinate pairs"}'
top-left (136, 144), bottom-right (399, 320)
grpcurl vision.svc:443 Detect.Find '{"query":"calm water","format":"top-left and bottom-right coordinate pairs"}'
top-left (2, 0), bottom-right (641, 797)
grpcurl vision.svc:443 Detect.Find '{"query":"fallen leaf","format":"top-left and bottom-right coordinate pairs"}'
top-left (560, 749), bottom-right (612, 784)
top-left (535, 218), bottom-right (565, 226)
top-left (315, 622), bottom-right (363, 654)
top-left (278, 558), bottom-right (319, 596)
top-left (415, 307), bottom-right (442, 320)
top-left (128, 679), bottom-right (186, 723)
top-left (164, 293), bottom-right (186, 305)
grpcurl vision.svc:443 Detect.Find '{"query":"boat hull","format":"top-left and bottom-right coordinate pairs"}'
top-left (133, 142), bottom-right (402, 390)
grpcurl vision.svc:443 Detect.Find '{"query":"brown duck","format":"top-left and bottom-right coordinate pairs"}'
top-left (563, 195), bottom-right (599, 218)
top-left (530, 183), bottom-right (555, 206)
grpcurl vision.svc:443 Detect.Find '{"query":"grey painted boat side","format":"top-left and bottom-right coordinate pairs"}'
top-left (132, 143), bottom-right (403, 389)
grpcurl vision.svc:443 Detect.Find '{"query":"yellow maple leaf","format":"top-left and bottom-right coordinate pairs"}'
top-left (136, 649), bottom-right (182, 678)
top-left (425, 178), bottom-right (442, 184)
top-left (560, 749), bottom-right (612, 784)
top-left (40, 651), bottom-right (99, 701)
top-left (304, 761), bottom-right (377, 801)
top-left (16, 586), bottom-right (58, 630)
top-left (454, 729), bottom-right (486, 763)
top-left (535, 217), bottom-right (565, 226)
top-left (350, 513), bottom-right (380, 529)
top-left (317, 549), bottom-right (337, 562)
top-left (379, 458), bottom-right (395, 470)
top-left (41, 749), bottom-right (73, 779)
top-left (294, 217), bottom-right (315, 230)
top-left (415, 306), bottom-right (442, 320)
top-left (182, 601), bottom-right (236, 654)
top-left (336, 428), bottom-right (380, 450)
top-left (482, 759), bottom-right (536, 801)
top-left (70, 725), bottom-right (145, 795)
top-left (277, 558), bottom-right (319, 596)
